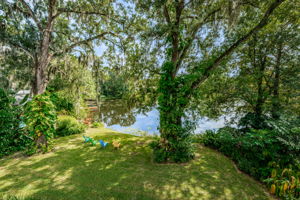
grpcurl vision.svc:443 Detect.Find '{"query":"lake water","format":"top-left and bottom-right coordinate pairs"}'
top-left (92, 100), bottom-right (227, 135)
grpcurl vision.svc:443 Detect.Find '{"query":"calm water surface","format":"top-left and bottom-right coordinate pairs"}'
top-left (92, 100), bottom-right (227, 135)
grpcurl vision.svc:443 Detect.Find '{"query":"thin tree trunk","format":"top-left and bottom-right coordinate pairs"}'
top-left (255, 65), bottom-right (264, 120)
top-left (253, 55), bottom-right (267, 129)
top-left (271, 43), bottom-right (282, 119)
top-left (95, 69), bottom-right (101, 106)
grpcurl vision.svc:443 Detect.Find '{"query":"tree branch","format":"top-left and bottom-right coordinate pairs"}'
top-left (53, 8), bottom-right (122, 23)
top-left (190, 0), bottom-right (285, 91)
top-left (54, 8), bottom-right (109, 19)
top-left (2, 40), bottom-right (34, 59)
top-left (240, 0), bottom-right (260, 8)
top-left (175, 0), bottom-right (184, 27)
top-left (163, 4), bottom-right (171, 25)
top-left (53, 32), bottom-right (115, 56)
top-left (14, 4), bottom-right (30, 17)
top-left (57, 8), bottom-right (108, 16)
top-left (48, 0), bottom-right (56, 21)
top-left (173, 7), bottom-right (221, 76)
top-left (17, 0), bottom-right (43, 32)
top-left (170, 0), bottom-right (185, 69)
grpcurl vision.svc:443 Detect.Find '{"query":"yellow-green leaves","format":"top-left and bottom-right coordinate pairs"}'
top-left (24, 93), bottom-right (57, 153)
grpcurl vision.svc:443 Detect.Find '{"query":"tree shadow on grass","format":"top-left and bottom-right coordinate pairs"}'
top-left (0, 131), bottom-right (272, 200)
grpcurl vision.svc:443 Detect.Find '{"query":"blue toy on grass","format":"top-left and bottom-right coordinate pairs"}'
top-left (99, 140), bottom-right (108, 148)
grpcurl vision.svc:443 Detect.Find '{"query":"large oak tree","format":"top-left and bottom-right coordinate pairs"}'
top-left (133, 0), bottom-right (288, 162)
top-left (0, 0), bottom-right (121, 95)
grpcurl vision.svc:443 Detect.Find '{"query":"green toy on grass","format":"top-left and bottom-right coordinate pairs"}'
top-left (90, 138), bottom-right (97, 146)
top-left (83, 135), bottom-right (91, 143)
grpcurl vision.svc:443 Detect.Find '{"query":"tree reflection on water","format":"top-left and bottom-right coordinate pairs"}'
top-left (91, 99), bottom-right (227, 135)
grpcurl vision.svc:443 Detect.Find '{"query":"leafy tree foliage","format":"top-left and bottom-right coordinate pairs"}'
top-left (49, 92), bottom-right (74, 114)
top-left (0, 88), bottom-right (29, 158)
top-left (47, 56), bottom-right (96, 119)
top-left (191, 9), bottom-right (299, 128)
top-left (99, 72), bottom-right (128, 99)
top-left (0, 0), bottom-right (122, 94)
top-left (0, 48), bottom-right (32, 91)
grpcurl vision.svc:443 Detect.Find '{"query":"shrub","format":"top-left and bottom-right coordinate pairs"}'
top-left (24, 93), bottom-right (57, 153)
top-left (200, 121), bottom-right (300, 200)
top-left (149, 136), bottom-right (195, 163)
top-left (91, 122), bottom-right (103, 128)
top-left (0, 88), bottom-right (30, 158)
top-left (201, 127), bottom-right (298, 178)
top-left (56, 115), bottom-right (86, 137)
top-left (149, 138), bottom-right (169, 163)
top-left (238, 112), bottom-right (269, 130)
top-left (49, 92), bottom-right (74, 114)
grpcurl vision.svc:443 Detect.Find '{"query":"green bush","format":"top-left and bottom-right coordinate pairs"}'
top-left (56, 115), bottom-right (86, 137)
top-left (91, 122), bottom-right (103, 128)
top-left (238, 112), bottom-right (269, 130)
top-left (201, 127), bottom-right (298, 178)
top-left (49, 92), bottom-right (74, 114)
top-left (149, 136), bottom-right (195, 163)
top-left (24, 93), bottom-right (57, 153)
top-left (0, 88), bottom-right (30, 158)
top-left (200, 120), bottom-right (300, 200)
top-left (149, 138), bottom-right (169, 163)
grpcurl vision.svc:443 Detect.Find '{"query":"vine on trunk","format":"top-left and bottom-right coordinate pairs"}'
top-left (150, 62), bottom-right (195, 163)
top-left (24, 93), bottom-right (57, 153)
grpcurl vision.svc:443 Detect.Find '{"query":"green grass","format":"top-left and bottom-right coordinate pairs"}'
top-left (0, 128), bottom-right (273, 200)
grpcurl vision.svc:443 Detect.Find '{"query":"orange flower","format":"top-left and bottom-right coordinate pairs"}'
top-left (270, 184), bottom-right (276, 194)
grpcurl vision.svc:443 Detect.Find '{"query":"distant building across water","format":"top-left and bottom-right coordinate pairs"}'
top-left (15, 90), bottom-right (31, 103)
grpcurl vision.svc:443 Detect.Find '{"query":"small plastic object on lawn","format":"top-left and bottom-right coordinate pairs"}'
top-left (99, 140), bottom-right (108, 148)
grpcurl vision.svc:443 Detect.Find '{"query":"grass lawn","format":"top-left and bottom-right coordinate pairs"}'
top-left (0, 128), bottom-right (273, 200)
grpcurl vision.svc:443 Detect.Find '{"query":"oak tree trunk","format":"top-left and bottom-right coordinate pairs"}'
top-left (32, 60), bottom-right (48, 95)
top-left (32, 21), bottom-right (53, 95)
top-left (157, 62), bottom-right (194, 162)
